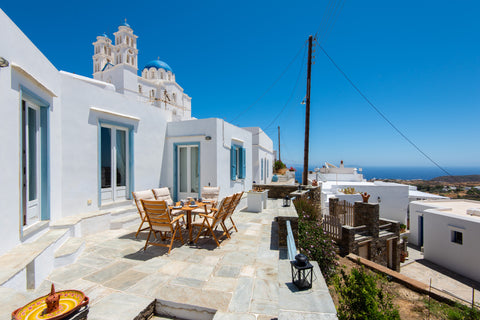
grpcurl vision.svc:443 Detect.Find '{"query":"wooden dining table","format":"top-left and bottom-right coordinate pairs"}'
top-left (169, 201), bottom-right (210, 243)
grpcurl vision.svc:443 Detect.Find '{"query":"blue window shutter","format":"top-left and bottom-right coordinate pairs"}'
top-left (261, 159), bottom-right (264, 180)
top-left (230, 146), bottom-right (236, 180)
top-left (240, 147), bottom-right (246, 179)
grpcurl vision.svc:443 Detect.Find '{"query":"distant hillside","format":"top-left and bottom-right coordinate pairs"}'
top-left (430, 175), bottom-right (480, 183)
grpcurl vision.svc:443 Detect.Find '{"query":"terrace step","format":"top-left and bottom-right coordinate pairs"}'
top-left (110, 213), bottom-right (140, 230)
top-left (54, 237), bottom-right (85, 268)
top-left (0, 228), bottom-right (70, 291)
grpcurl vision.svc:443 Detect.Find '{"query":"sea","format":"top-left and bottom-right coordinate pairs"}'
top-left (291, 165), bottom-right (480, 182)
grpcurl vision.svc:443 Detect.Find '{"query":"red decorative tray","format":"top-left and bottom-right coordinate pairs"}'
top-left (12, 290), bottom-right (89, 320)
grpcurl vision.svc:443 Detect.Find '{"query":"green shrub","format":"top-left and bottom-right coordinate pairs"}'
top-left (334, 266), bottom-right (400, 320)
top-left (274, 160), bottom-right (286, 171)
top-left (295, 198), bottom-right (338, 284)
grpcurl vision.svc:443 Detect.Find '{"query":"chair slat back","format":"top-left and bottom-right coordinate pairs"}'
top-left (141, 200), bottom-right (174, 232)
top-left (132, 190), bottom-right (156, 219)
top-left (152, 187), bottom-right (174, 206)
top-left (224, 192), bottom-right (243, 221)
top-left (212, 195), bottom-right (233, 229)
top-left (201, 186), bottom-right (220, 201)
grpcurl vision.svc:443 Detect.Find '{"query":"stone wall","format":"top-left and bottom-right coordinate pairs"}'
top-left (335, 200), bottom-right (402, 272)
top-left (253, 184), bottom-right (299, 199)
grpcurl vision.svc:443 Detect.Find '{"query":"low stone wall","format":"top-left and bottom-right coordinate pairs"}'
top-left (254, 184), bottom-right (299, 199)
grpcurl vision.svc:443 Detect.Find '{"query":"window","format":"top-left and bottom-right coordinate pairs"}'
top-left (230, 145), bottom-right (246, 180)
top-left (138, 85), bottom-right (142, 93)
top-left (451, 231), bottom-right (463, 245)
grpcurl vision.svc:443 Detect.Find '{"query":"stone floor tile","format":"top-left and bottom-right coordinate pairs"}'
top-left (125, 273), bottom-right (170, 297)
top-left (157, 260), bottom-right (190, 276)
top-left (48, 263), bottom-right (97, 285)
top-left (239, 265), bottom-right (256, 278)
top-left (215, 265), bottom-right (242, 278)
top-left (84, 260), bottom-right (136, 284)
top-left (131, 257), bottom-right (169, 273)
top-left (213, 311), bottom-right (256, 320)
top-left (249, 298), bottom-right (278, 316)
top-left (204, 277), bottom-right (237, 292)
top-left (252, 278), bottom-right (279, 301)
top-left (228, 277), bottom-right (253, 313)
top-left (88, 292), bottom-right (153, 320)
top-left (181, 263), bottom-right (215, 281)
top-left (103, 269), bottom-right (148, 291)
top-left (169, 276), bottom-right (205, 289)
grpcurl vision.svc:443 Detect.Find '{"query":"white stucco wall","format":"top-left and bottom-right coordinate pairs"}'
top-left (0, 9), bottom-right (61, 255)
top-left (59, 72), bottom-right (169, 216)
top-left (423, 210), bottom-right (480, 283)
top-left (163, 119), bottom-right (253, 201)
top-left (243, 127), bottom-right (274, 185)
top-left (323, 181), bottom-right (409, 224)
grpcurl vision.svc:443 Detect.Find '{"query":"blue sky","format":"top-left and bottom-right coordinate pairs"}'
top-left (3, 1), bottom-right (479, 169)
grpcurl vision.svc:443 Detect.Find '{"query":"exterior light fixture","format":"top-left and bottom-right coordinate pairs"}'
top-left (205, 136), bottom-right (212, 141)
top-left (283, 195), bottom-right (291, 207)
top-left (291, 253), bottom-right (313, 290)
top-left (0, 57), bottom-right (9, 68)
top-left (377, 196), bottom-right (381, 203)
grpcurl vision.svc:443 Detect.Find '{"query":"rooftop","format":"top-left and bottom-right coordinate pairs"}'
top-left (416, 199), bottom-right (480, 220)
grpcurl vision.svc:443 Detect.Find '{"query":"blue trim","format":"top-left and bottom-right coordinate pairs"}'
top-left (97, 124), bottom-right (102, 206)
top-left (230, 146), bottom-right (236, 181)
top-left (261, 159), bottom-right (264, 180)
top-left (173, 142), bottom-right (200, 202)
top-left (19, 87), bottom-right (51, 225)
top-left (98, 120), bottom-right (135, 206)
top-left (240, 147), bottom-right (246, 179)
top-left (40, 107), bottom-right (50, 220)
top-left (128, 130), bottom-right (134, 199)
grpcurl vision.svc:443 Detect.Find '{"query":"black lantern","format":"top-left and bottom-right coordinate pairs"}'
top-left (290, 254), bottom-right (313, 290)
top-left (283, 195), bottom-right (291, 207)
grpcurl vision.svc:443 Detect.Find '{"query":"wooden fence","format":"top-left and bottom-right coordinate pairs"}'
top-left (323, 214), bottom-right (342, 241)
top-left (336, 200), bottom-right (354, 226)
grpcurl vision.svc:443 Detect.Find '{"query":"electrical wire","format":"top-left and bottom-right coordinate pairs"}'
top-left (229, 41), bottom-right (307, 123)
top-left (317, 44), bottom-right (453, 177)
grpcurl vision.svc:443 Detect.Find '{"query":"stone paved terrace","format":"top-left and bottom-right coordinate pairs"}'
top-left (1, 199), bottom-right (337, 319)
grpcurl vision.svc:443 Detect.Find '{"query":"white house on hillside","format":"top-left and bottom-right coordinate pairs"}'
top-left (409, 199), bottom-right (480, 283)
top-left (0, 9), bottom-right (273, 290)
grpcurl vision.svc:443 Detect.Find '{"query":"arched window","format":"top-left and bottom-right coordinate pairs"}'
top-left (138, 85), bottom-right (142, 93)
top-left (160, 71), bottom-right (164, 79)
top-left (150, 70), bottom-right (156, 79)
top-left (168, 74), bottom-right (171, 81)
top-left (172, 93), bottom-right (176, 102)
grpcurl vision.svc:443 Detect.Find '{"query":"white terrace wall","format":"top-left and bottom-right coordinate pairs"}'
top-left (163, 118), bottom-right (253, 201)
top-left (0, 9), bottom-right (62, 255)
top-left (243, 127), bottom-right (274, 185)
top-left (325, 181), bottom-right (409, 225)
top-left (423, 210), bottom-right (480, 283)
top-left (59, 72), bottom-right (169, 216)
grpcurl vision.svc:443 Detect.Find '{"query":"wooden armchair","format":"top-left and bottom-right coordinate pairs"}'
top-left (132, 190), bottom-right (156, 238)
top-left (141, 200), bottom-right (185, 254)
top-left (193, 195), bottom-right (233, 247)
top-left (192, 186), bottom-right (220, 221)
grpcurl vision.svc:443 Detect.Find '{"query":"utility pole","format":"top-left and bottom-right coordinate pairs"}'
top-left (278, 126), bottom-right (281, 163)
top-left (302, 35), bottom-right (313, 185)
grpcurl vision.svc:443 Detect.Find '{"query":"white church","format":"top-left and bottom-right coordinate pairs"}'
top-left (0, 9), bottom-right (274, 290)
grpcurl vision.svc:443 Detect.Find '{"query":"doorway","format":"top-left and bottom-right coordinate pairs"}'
top-left (176, 144), bottom-right (199, 200)
top-left (100, 125), bottom-right (129, 204)
top-left (22, 101), bottom-right (41, 226)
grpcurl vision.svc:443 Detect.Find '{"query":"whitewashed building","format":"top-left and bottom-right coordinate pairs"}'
top-left (0, 9), bottom-right (273, 289)
top-left (409, 200), bottom-right (480, 282)
top-left (244, 127), bottom-right (275, 185)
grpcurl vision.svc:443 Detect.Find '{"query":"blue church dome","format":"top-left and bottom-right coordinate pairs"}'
top-left (100, 33), bottom-right (109, 38)
top-left (143, 60), bottom-right (173, 73)
top-left (123, 21), bottom-right (131, 28)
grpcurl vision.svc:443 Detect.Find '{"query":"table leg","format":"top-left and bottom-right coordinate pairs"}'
top-left (187, 211), bottom-right (193, 243)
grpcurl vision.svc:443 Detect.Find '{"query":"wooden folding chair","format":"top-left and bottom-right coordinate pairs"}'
top-left (193, 195), bottom-right (233, 247)
top-left (223, 191), bottom-right (243, 234)
top-left (132, 190), bottom-right (156, 238)
top-left (141, 200), bottom-right (185, 254)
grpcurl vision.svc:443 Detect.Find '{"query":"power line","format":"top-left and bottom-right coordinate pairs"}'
top-left (230, 41), bottom-right (307, 123)
top-left (317, 44), bottom-right (453, 177)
